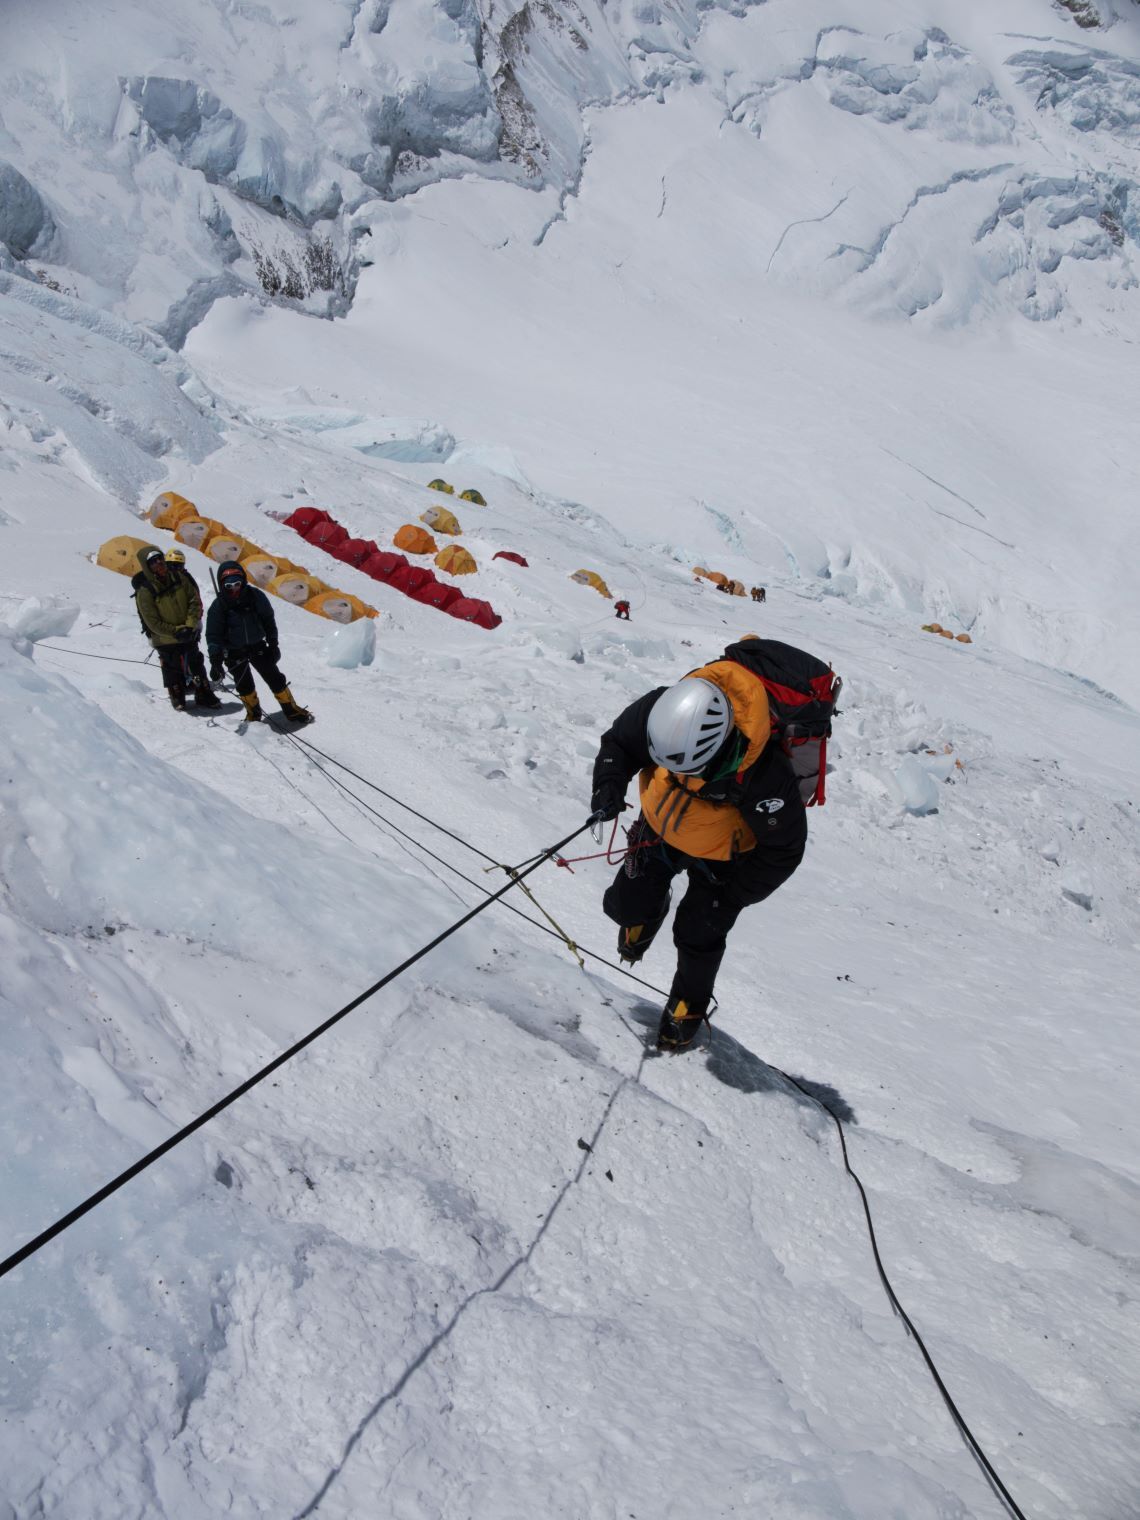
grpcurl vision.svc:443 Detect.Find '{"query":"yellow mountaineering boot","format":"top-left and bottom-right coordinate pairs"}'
top-left (274, 687), bottom-right (312, 725)
top-left (240, 691), bottom-right (264, 722)
top-left (656, 995), bottom-right (710, 1054)
top-left (617, 906), bottom-right (668, 966)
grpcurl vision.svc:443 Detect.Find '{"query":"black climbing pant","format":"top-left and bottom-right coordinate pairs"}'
top-left (603, 842), bottom-right (743, 1009)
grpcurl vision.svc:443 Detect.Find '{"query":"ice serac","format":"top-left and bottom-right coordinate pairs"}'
top-left (124, 76), bottom-right (343, 225)
top-left (0, 160), bottom-right (55, 259)
top-left (3, 0), bottom-right (1140, 335)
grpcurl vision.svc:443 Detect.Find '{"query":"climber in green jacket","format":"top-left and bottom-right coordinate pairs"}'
top-left (132, 544), bottom-right (220, 712)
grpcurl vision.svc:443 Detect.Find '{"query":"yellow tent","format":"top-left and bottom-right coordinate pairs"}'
top-left (148, 492), bottom-right (199, 531)
top-left (96, 535), bottom-right (152, 576)
top-left (570, 569), bottom-right (612, 598)
top-left (727, 579), bottom-right (747, 597)
top-left (421, 505), bottom-right (462, 535)
top-left (175, 517), bottom-right (225, 551)
top-left (459, 488), bottom-right (486, 505)
top-left (435, 545), bottom-right (477, 576)
top-left (304, 591), bottom-right (377, 623)
top-left (268, 571), bottom-right (323, 605)
top-left (394, 524), bottom-right (438, 555)
top-left (427, 478), bottom-right (455, 495)
top-left (204, 532), bottom-right (251, 564)
top-left (240, 552), bottom-right (292, 587)
top-left (956, 633), bottom-right (973, 644)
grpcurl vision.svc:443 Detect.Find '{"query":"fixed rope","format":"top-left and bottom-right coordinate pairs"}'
top-left (21, 650), bottom-right (1030, 1511)
top-left (777, 1071), bottom-right (1029, 1520)
top-left (286, 734), bottom-right (670, 998)
top-left (36, 643), bottom-right (154, 667)
top-left (286, 735), bottom-right (1031, 1518)
top-left (0, 819), bottom-right (593, 1283)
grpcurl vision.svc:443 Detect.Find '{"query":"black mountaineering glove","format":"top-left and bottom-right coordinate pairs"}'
top-left (590, 781), bottom-right (625, 822)
top-left (176, 626), bottom-right (196, 642)
top-left (209, 659), bottom-right (224, 682)
top-left (266, 644), bottom-right (280, 665)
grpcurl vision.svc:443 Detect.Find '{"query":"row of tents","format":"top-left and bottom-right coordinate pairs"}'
top-left (693, 566), bottom-right (747, 596)
top-left (428, 479), bottom-right (486, 504)
top-left (922, 623), bottom-right (973, 644)
top-left (95, 494), bottom-right (379, 623)
top-left (282, 508), bottom-right (502, 629)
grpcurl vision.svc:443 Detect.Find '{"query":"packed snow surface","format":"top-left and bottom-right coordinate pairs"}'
top-left (2, 0), bottom-right (1139, 1516)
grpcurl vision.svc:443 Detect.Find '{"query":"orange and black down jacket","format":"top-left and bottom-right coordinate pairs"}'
top-left (592, 673), bottom-right (807, 907)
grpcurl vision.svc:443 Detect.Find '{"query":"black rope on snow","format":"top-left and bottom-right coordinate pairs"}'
top-left (288, 737), bottom-right (1031, 1518)
top-left (15, 651), bottom-right (1031, 1510)
top-left (268, 735), bottom-right (469, 909)
top-left (0, 819), bottom-right (594, 1283)
top-left (283, 735), bottom-right (669, 1000)
top-left (292, 735), bottom-right (503, 865)
top-left (35, 643), bottom-right (154, 667)
top-left (778, 1071), bottom-right (1029, 1520)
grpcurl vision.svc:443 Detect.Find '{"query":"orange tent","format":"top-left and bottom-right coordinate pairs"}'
top-left (268, 571), bottom-right (323, 605)
top-left (96, 535), bottom-right (152, 575)
top-left (394, 524), bottom-right (438, 555)
top-left (175, 517), bottom-right (225, 551)
top-left (435, 545), bottom-right (477, 576)
top-left (421, 505), bottom-right (462, 535)
top-left (148, 492), bottom-right (199, 531)
top-left (570, 569), bottom-right (612, 598)
top-left (303, 592), bottom-right (377, 623)
top-left (204, 531), bottom-right (251, 564)
top-left (240, 552), bottom-right (296, 587)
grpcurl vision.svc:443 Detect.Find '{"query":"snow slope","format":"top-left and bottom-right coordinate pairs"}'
top-left (2, 0), bottom-right (1140, 1516)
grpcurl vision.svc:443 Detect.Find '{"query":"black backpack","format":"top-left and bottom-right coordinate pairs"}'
top-left (130, 571), bottom-right (150, 638)
top-left (724, 638), bottom-right (842, 805)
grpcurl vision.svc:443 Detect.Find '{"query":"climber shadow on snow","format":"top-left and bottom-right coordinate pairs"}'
top-left (187, 700), bottom-right (245, 717)
top-left (626, 1000), bottom-right (855, 1122)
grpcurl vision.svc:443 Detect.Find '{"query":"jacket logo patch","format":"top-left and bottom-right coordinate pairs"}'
top-left (755, 798), bottom-right (784, 814)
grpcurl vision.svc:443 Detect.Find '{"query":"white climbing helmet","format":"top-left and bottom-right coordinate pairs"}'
top-left (647, 678), bottom-right (733, 776)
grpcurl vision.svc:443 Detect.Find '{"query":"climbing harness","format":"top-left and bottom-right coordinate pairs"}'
top-left (554, 815), bottom-right (654, 872)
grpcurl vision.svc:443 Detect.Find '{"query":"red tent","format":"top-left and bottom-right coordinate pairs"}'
top-left (389, 563), bottom-right (436, 595)
top-left (493, 551), bottom-right (529, 568)
top-left (447, 597), bottom-right (502, 630)
top-left (284, 507), bottom-right (331, 534)
top-left (410, 580), bottom-right (462, 610)
top-left (332, 537), bottom-right (378, 567)
top-left (361, 550), bottom-right (408, 582)
top-left (305, 520), bottom-right (349, 552)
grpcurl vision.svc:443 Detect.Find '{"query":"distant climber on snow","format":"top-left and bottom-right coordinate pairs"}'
top-left (206, 561), bottom-right (311, 725)
top-left (614, 600), bottom-right (631, 621)
top-left (590, 637), bottom-right (839, 1052)
top-left (750, 586), bottom-right (766, 603)
top-left (132, 544), bottom-right (220, 713)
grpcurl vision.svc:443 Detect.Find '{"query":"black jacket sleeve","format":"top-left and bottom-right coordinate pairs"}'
top-left (205, 597), bottom-right (225, 658)
top-left (728, 744), bottom-right (807, 906)
top-left (592, 688), bottom-right (665, 793)
top-left (253, 588), bottom-right (278, 647)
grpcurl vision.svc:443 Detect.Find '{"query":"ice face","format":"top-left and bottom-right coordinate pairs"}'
top-left (0, 161), bottom-right (55, 260)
